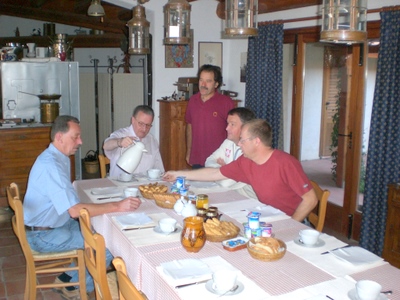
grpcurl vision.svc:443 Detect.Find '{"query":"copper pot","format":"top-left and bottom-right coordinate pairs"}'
top-left (40, 102), bottom-right (59, 123)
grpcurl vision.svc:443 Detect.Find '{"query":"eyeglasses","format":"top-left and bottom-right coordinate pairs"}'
top-left (238, 136), bottom-right (254, 144)
top-left (137, 120), bottom-right (152, 129)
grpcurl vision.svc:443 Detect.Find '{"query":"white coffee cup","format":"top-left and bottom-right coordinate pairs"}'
top-left (212, 269), bottom-right (237, 293)
top-left (158, 218), bottom-right (177, 233)
top-left (356, 280), bottom-right (382, 300)
top-left (27, 43), bottom-right (35, 54)
top-left (124, 187), bottom-right (138, 198)
top-left (119, 172), bottom-right (133, 182)
top-left (36, 47), bottom-right (48, 58)
top-left (299, 229), bottom-right (320, 246)
top-left (147, 168), bottom-right (161, 179)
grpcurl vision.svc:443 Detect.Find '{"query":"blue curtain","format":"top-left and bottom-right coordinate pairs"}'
top-left (245, 23), bottom-right (284, 149)
top-left (359, 9), bottom-right (400, 255)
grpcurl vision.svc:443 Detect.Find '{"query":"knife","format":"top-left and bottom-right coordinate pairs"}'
top-left (175, 279), bottom-right (210, 289)
top-left (97, 195), bottom-right (122, 201)
top-left (321, 244), bottom-right (351, 255)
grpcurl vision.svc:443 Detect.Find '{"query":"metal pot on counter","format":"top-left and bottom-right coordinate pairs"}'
top-left (19, 91), bottom-right (61, 123)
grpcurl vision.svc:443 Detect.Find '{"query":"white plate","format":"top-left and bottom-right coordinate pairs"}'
top-left (293, 237), bottom-right (325, 248)
top-left (205, 280), bottom-right (244, 296)
top-left (154, 225), bottom-right (182, 235)
top-left (330, 246), bottom-right (384, 265)
top-left (347, 288), bottom-right (387, 300)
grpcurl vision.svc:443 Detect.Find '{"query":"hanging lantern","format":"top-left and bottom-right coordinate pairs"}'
top-left (225, 0), bottom-right (258, 37)
top-left (321, 0), bottom-right (368, 44)
top-left (87, 0), bottom-right (105, 17)
top-left (163, 0), bottom-right (192, 45)
top-left (127, 5), bottom-right (150, 55)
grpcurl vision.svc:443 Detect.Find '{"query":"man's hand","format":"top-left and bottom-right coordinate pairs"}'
top-left (117, 197), bottom-right (141, 211)
top-left (216, 158), bottom-right (226, 166)
top-left (119, 136), bottom-right (136, 148)
top-left (163, 171), bottom-right (178, 182)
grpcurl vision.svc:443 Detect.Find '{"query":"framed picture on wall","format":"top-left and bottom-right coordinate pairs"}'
top-left (165, 30), bottom-right (194, 68)
top-left (198, 42), bottom-right (223, 68)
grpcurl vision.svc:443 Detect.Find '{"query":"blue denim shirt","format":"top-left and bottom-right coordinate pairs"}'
top-left (24, 143), bottom-right (79, 227)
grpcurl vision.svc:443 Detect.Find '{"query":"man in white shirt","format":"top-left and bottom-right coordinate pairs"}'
top-left (205, 107), bottom-right (257, 198)
top-left (103, 105), bottom-right (164, 178)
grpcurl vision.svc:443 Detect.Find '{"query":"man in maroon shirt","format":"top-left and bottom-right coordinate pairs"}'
top-left (185, 64), bottom-right (235, 168)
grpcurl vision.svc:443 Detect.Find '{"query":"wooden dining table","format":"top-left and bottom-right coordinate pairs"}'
top-left (74, 178), bottom-right (400, 300)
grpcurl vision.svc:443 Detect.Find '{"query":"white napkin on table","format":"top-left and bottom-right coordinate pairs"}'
top-left (329, 246), bottom-right (384, 266)
top-left (112, 213), bottom-right (154, 230)
top-left (161, 259), bottom-right (213, 286)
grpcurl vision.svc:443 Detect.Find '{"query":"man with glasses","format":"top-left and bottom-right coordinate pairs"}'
top-left (104, 105), bottom-right (164, 178)
top-left (164, 119), bottom-right (317, 222)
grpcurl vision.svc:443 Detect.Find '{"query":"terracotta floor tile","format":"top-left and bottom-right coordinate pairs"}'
top-left (2, 255), bottom-right (25, 270)
top-left (0, 245), bottom-right (22, 258)
top-left (4, 279), bottom-right (26, 297)
top-left (0, 283), bottom-right (5, 298)
top-left (2, 266), bottom-right (26, 282)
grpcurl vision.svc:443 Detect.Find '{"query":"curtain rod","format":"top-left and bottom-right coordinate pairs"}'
top-left (258, 5), bottom-right (400, 26)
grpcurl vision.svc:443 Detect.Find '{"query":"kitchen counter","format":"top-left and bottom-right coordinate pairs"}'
top-left (0, 126), bottom-right (75, 207)
top-left (0, 122), bottom-right (52, 129)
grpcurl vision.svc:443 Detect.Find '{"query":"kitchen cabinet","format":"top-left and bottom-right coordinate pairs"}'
top-left (0, 126), bottom-right (75, 207)
top-left (158, 99), bottom-right (241, 171)
top-left (382, 183), bottom-right (400, 268)
top-left (158, 100), bottom-right (190, 171)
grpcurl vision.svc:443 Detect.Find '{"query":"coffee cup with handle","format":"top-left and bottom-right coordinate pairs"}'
top-left (124, 187), bottom-right (138, 198)
top-left (356, 280), bottom-right (382, 300)
top-left (299, 229), bottom-right (320, 246)
top-left (212, 269), bottom-right (237, 293)
top-left (119, 172), bottom-right (133, 182)
top-left (147, 168), bottom-right (161, 179)
top-left (158, 218), bottom-right (177, 234)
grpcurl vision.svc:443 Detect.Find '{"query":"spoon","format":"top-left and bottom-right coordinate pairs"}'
top-left (218, 285), bottom-right (239, 297)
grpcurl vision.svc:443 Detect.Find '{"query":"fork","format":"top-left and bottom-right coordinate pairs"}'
top-left (218, 285), bottom-right (239, 297)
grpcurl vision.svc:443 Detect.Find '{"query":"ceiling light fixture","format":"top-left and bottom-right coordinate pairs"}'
top-left (127, 0), bottom-right (150, 55)
top-left (88, 0), bottom-right (105, 17)
top-left (321, 0), bottom-right (368, 44)
top-left (163, 0), bottom-right (192, 45)
top-left (225, 0), bottom-right (258, 37)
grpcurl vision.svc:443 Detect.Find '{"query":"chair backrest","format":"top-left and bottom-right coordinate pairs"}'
top-left (6, 183), bottom-right (37, 274)
top-left (309, 180), bottom-right (330, 232)
top-left (79, 208), bottom-right (112, 300)
top-left (112, 257), bottom-right (145, 300)
top-left (98, 154), bottom-right (110, 178)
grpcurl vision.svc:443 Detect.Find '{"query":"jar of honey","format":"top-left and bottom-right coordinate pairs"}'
top-left (196, 194), bottom-right (209, 209)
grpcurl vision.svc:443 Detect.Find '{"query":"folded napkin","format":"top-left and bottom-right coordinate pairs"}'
top-left (329, 246), bottom-right (384, 266)
top-left (91, 187), bottom-right (121, 195)
top-left (161, 259), bottom-right (212, 286)
top-left (112, 213), bottom-right (155, 230)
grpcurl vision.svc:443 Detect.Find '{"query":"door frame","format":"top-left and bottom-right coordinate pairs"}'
top-left (284, 22), bottom-right (380, 239)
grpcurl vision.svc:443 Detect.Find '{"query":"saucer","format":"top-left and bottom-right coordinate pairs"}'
top-left (205, 280), bottom-right (244, 296)
top-left (293, 237), bottom-right (325, 248)
top-left (153, 225), bottom-right (182, 235)
top-left (347, 288), bottom-right (387, 300)
top-left (147, 177), bottom-right (162, 181)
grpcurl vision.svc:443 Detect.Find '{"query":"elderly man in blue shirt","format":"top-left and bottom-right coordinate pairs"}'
top-left (23, 115), bottom-right (141, 299)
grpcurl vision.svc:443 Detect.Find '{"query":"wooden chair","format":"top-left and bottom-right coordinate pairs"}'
top-left (98, 154), bottom-right (110, 178)
top-left (7, 182), bottom-right (87, 300)
top-left (79, 208), bottom-right (119, 300)
top-left (309, 180), bottom-right (330, 232)
top-left (112, 257), bottom-right (147, 300)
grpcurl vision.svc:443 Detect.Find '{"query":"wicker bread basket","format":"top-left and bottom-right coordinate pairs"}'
top-left (140, 190), bottom-right (154, 199)
top-left (139, 183), bottom-right (168, 200)
top-left (247, 237), bottom-right (286, 262)
top-left (153, 193), bottom-right (180, 209)
top-left (205, 221), bottom-right (240, 242)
